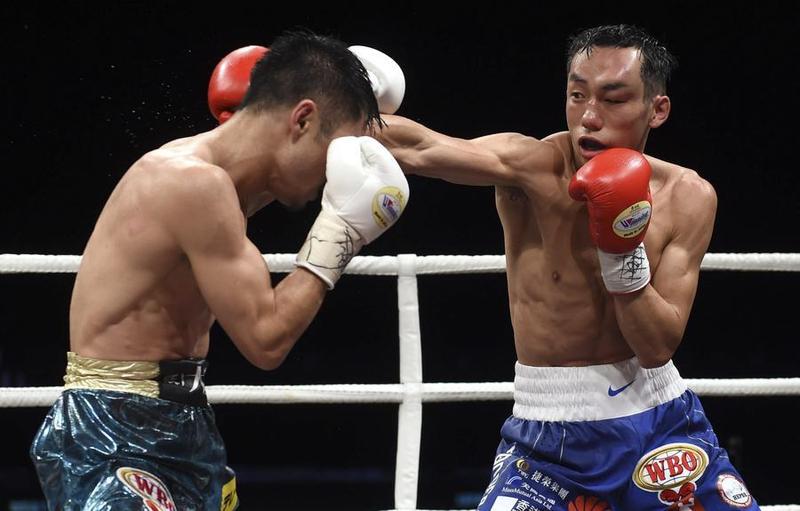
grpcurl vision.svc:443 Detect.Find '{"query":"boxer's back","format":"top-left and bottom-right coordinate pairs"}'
top-left (70, 140), bottom-right (217, 361)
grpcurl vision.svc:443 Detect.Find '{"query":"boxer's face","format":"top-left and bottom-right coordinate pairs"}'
top-left (281, 111), bottom-right (366, 209)
top-left (566, 46), bottom-right (670, 167)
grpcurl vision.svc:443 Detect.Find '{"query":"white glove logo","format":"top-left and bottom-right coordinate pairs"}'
top-left (372, 186), bottom-right (406, 229)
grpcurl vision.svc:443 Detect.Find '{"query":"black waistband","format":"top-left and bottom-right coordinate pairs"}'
top-left (158, 358), bottom-right (208, 406)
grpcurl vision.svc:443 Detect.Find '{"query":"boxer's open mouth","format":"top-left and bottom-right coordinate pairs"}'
top-left (579, 137), bottom-right (607, 151)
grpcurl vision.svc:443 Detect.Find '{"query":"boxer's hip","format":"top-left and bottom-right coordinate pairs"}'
top-left (64, 351), bottom-right (209, 406)
top-left (512, 357), bottom-right (687, 422)
top-left (31, 381), bottom-right (230, 508)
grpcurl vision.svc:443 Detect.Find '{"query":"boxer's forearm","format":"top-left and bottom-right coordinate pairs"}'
top-left (612, 181), bottom-right (715, 369)
top-left (378, 115), bottom-right (529, 186)
top-left (377, 114), bottom-right (443, 176)
top-left (612, 285), bottom-right (687, 368)
top-left (245, 268), bottom-right (327, 370)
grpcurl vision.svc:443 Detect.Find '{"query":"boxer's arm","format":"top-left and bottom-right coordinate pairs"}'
top-left (612, 174), bottom-right (717, 367)
top-left (166, 166), bottom-right (326, 370)
top-left (378, 114), bottom-right (556, 188)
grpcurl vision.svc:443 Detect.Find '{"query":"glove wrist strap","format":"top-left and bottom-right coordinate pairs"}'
top-left (597, 242), bottom-right (651, 295)
top-left (295, 210), bottom-right (364, 289)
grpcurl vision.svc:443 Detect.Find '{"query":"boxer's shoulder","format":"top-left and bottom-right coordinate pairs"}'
top-left (645, 155), bottom-right (704, 186)
top-left (670, 171), bottom-right (717, 232)
top-left (476, 132), bottom-right (566, 187)
top-left (116, 148), bottom-right (240, 236)
top-left (538, 131), bottom-right (574, 174)
top-left (494, 132), bottom-right (569, 196)
top-left (129, 145), bottom-right (233, 197)
top-left (647, 156), bottom-right (715, 211)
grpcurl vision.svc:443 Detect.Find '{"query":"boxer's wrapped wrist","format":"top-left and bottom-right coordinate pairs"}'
top-left (597, 242), bottom-right (651, 294)
top-left (295, 210), bottom-right (364, 289)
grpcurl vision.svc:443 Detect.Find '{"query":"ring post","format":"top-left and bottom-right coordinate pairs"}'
top-left (395, 254), bottom-right (423, 510)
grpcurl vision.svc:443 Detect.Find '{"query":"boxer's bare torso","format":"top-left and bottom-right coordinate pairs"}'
top-left (495, 132), bottom-right (712, 367)
top-left (379, 45), bottom-right (716, 369)
top-left (70, 137), bottom-right (243, 362)
top-left (70, 106), bottom-right (366, 368)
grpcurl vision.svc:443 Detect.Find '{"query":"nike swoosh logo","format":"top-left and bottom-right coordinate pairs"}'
top-left (608, 379), bottom-right (636, 397)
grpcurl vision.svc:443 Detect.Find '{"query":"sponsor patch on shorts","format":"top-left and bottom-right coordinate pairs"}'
top-left (717, 473), bottom-right (752, 507)
top-left (632, 443), bottom-right (709, 492)
top-left (116, 467), bottom-right (176, 511)
top-left (221, 473), bottom-right (239, 511)
top-left (489, 495), bottom-right (519, 511)
top-left (566, 495), bottom-right (611, 510)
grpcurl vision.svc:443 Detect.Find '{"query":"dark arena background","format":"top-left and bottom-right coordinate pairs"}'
top-left (2, 2), bottom-right (798, 510)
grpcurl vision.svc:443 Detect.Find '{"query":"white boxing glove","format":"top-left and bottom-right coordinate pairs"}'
top-left (296, 136), bottom-right (409, 288)
top-left (349, 45), bottom-right (406, 114)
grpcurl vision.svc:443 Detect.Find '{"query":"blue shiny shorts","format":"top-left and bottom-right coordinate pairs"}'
top-left (477, 390), bottom-right (758, 510)
top-left (30, 389), bottom-right (238, 510)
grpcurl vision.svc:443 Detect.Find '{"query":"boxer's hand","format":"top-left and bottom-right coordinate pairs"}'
top-left (296, 137), bottom-right (409, 289)
top-left (208, 45), bottom-right (268, 124)
top-left (569, 148), bottom-right (653, 294)
top-left (348, 45), bottom-right (405, 114)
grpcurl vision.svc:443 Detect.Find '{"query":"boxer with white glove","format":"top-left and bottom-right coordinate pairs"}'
top-left (568, 148), bottom-right (653, 294)
top-left (31, 31), bottom-right (399, 511)
top-left (296, 136), bottom-right (409, 288)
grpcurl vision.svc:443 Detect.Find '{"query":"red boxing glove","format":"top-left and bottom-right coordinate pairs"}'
top-left (569, 148), bottom-right (653, 252)
top-left (569, 148), bottom-right (653, 294)
top-left (208, 45), bottom-right (268, 124)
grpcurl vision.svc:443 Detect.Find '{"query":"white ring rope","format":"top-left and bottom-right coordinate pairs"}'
top-left (1, 252), bottom-right (799, 274)
top-left (2, 252), bottom-right (797, 510)
top-left (3, 378), bottom-right (800, 408)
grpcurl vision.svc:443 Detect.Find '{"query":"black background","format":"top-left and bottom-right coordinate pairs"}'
top-left (1, 2), bottom-right (798, 509)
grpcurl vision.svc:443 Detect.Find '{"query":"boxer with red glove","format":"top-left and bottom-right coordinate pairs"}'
top-left (374, 25), bottom-right (751, 511)
top-left (569, 148), bottom-right (653, 294)
top-left (208, 45), bottom-right (268, 124)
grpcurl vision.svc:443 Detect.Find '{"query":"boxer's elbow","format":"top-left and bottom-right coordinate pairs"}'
top-left (257, 333), bottom-right (296, 371)
top-left (638, 348), bottom-right (676, 369)
top-left (638, 332), bottom-right (683, 368)
top-left (251, 348), bottom-right (290, 371)
top-left (238, 322), bottom-right (295, 371)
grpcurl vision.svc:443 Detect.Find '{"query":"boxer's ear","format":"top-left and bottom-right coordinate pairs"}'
top-left (290, 100), bottom-right (317, 140)
top-left (649, 95), bottom-right (670, 128)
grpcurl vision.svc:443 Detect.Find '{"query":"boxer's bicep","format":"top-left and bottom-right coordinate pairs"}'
top-left (650, 176), bottom-right (717, 328)
top-left (190, 230), bottom-right (276, 357)
top-left (165, 168), bottom-right (280, 363)
top-left (650, 242), bottom-right (700, 333)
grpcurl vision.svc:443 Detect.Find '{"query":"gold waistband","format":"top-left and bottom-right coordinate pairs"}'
top-left (63, 351), bottom-right (161, 398)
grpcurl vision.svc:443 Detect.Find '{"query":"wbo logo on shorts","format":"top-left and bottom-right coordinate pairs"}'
top-left (632, 443), bottom-right (709, 492)
top-left (116, 467), bottom-right (176, 511)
